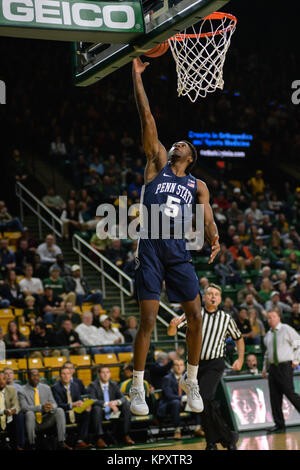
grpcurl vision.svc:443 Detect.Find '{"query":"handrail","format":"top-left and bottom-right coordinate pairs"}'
top-left (16, 181), bottom-right (63, 239)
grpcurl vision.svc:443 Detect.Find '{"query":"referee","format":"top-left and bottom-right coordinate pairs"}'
top-left (168, 283), bottom-right (245, 450)
top-left (262, 309), bottom-right (300, 433)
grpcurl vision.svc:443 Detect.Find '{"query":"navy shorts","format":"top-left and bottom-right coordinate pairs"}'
top-left (135, 238), bottom-right (200, 303)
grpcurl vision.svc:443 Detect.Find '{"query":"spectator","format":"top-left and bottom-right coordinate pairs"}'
top-left (43, 265), bottom-right (76, 305)
top-left (9, 149), bottom-right (28, 182)
top-left (98, 314), bottom-right (133, 355)
top-left (90, 230), bottom-right (113, 254)
top-left (223, 225), bottom-right (237, 247)
top-left (222, 297), bottom-right (238, 318)
top-left (62, 361), bottom-right (86, 395)
top-left (3, 366), bottom-right (23, 393)
top-left (242, 353), bottom-right (260, 375)
top-left (255, 265), bottom-right (272, 290)
top-left (226, 201), bottom-right (243, 226)
top-left (29, 321), bottom-right (60, 359)
top-left (123, 316), bottom-right (138, 344)
top-left (64, 265), bottom-right (103, 308)
top-left (56, 300), bottom-right (82, 330)
top-left (286, 251), bottom-right (299, 275)
top-left (0, 202), bottom-right (24, 233)
top-left (0, 239), bottom-right (16, 271)
top-left (2, 367), bottom-right (26, 449)
top-left (87, 365), bottom-right (134, 447)
top-left (60, 199), bottom-right (80, 240)
top-left (105, 239), bottom-right (127, 269)
top-left (3, 320), bottom-right (30, 358)
top-left (244, 200), bottom-right (264, 223)
top-left (199, 277), bottom-right (209, 296)
top-left (0, 370), bottom-right (22, 450)
top-left (56, 319), bottom-right (86, 360)
top-left (236, 222), bottom-right (250, 244)
top-left (37, 234), bottom-right (62, 267)
top-left (51, 366), bottom-right (92, 449)
top-left (240, 293), bottom-right (267, 324)
top-left (15, 239), bottom-right (35, 272)
top-left (42, 188), bottom-right (66, 216)
top-left (19, 264), bottom-right (44, 299)
top-left (258, 278), bottom-right (274, 303)
top-left (39, 286), bottom-right (65, 325)
top-left (237, 279), bottom-right (263, 305)
top-left (251, 236), bottom-right (279, 269)
top-left (109, 305), bottom-right (127, 332)
top-left (50, 253), bottom-right (72, 278)
top-left (212, 204), bottom-right (227, 226)
top-left (75, 311), bottom-right (102, 355)
top-left (22, 295), bottom-right (41, 326)
top-left (248, 308), bottom-right (265, 345)
top-left (229, 235), bottom-right (261, 271)
top-left (234, 308), bottom-right (254, 346)
top-left (286, 303), bottom-right (300, 332)
top-left (278, 281), bottom-right (293, 305)
top-left (18, 369), bottom-right (70, 450)
top-left (265, 291), bottom-right (292, 317)
top-left (49, 136), bottom-right (67, 161)
top-left (149, 351), bottom-right (176, 390)
top-left (213, 191), bottom-right (231, 211)
top-left (89, 155), bottom-right (104, 176)
top-left (0, 269), bottom-right (24, 308)
top-left (214, 253), bottom-right (242, 286)
top-left (32, 253), bottom-right (49, 280)
top-left (247, 170), bottom-right (265, 196)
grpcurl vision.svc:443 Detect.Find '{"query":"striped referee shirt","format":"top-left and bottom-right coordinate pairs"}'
top-left (180, 308), bottom-right (242, 360)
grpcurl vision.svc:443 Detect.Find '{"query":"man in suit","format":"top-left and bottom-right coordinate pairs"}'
top-left (18, 368), bottom-right (71, 450)
top-left (62, 361), bottom-right (86, 395)
top-left (2, 367), bottom-right (25, 449)
top-left (87, 365), bottom-right (134, 448)
top-left (0, 370), bottom-right (23, 450)
top-left (52, 366), bottom-right (92, 449)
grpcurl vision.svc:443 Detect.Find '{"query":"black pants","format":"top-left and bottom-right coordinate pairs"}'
top-left (268, 361), bottom-right (300, 428)
top-left (66, 410), bottom-right (91, 442)
top-left (198, 358), bottom-right (235, 445)
top-left (91, 400), bottom-right (131, 437)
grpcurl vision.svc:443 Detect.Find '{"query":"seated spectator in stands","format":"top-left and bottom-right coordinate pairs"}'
top-left (234, 308), bottom-right (255, 345)
top-left (268, 192), bottom-right (283, 215)
top-left (286, 303), bottom-right (300, 332)
top-left (75, 311), bottom-right (102, 355)
top-left (21, 227), bottom-right (38, 251)
top-left (15, 239), bottom-right (35, 273)
top-left (251, 236), bottom-right (281, 269)
top-left (244, 200), bottom-right (264, 224)
top-left (98, 314), bottom-right (133, 355)
top-left (19, 368), bottom-right (70, 450)
top-left (278, 280), bottom-right (293, 305)
top-left (37, 234), bottom-right (62, 267)
top-left (40, 286), bottom-right (65, 325)
top-left (105, 239), bottom-right (127, 272)
top-left (226, 201), bottom-right (243, 226)
top-left (50, 253), bottom-right (72, 278)
top-left (286, 251), bottom-right (299, 275)
top-left (56, 319), bottom-right (86, 360)
top-left (62, 361), bottom-right (86, 395)
top-left (261, 214), bottom-right (274, 235)
top-left (9, 149), bottom-right (28, 183)
top-left (214, 253), bottom-right (242, 286)
top-left (43, 265), bottom-right (75, 305)
top-left (123, 316), bottom-right (138, 344)
top-left (51, 366), bottom-right (92, 449)
top-left (90, 230), bottom-right (113, 255)
top-left (289, 226), bottom-right (300, 250)
top-left (61, 199), bottom-right (80, 240)
top-left (127, 173), bottom-right (143, 199)
top-left (0, 202), bottom-right (23, 233)
top-left (3, 320), bottom-right (30, 358)
top-left (56, 301), bottom-right (81, 330)
top-left (199, 277), bottom-right (209, 296)
top-left (223, 225), bottom-right (237, 248)
top-left (78, 202), bottom-right (98, 232)
top-left (248, 308), bottom-right (265, 345)
top-left (291, 275), bottom-right (300, 303)
top-left (0, 238), bottom-right (16, 271)
top-left (22, 295), bottom-right (41, 326)
top-left (265, 291), bottom-right (292, 316)
top-left (0, 269), bottom-right (24, 308)
top-left (283, 239), bottom-right (300, 261)
top-left (109, 305), bottom-right (127, 333)
top-left (29, 321), bottom-right (60, 359)
top-left (258, 278), bottom-right (274, 303)
top-left (87, 365), bottom-right (134, 448)
top-left (42, 187), bottom-right (66, 216)
top-left (3, 366), bottom-right (23, 393)
top-left (222, 296), bottom-right (238, 318)
top-left (213, 191), bottom-right (231, 211)
top-left (277, 213), bottom-right (290, 235)
top-left (240, 293), bottom-right (267, 325)
top-left (90, 304), bottom-right (102, 328)
top-left (149, 351), bottom-right (177, 390)
top-left (254, 265), bottom-right (272, 290)
top-left (0, 370), bottom-right (23, 450)
top-left (49, 135), bottom-right (67, 161)
top-left (237, 279), bottom-right (263, 305)
top-left (241, 353), bottom-right (260, 375)
top-left (32, 253), bottom-right (49, 280)
top-left (212, 204), bottom-right (227, 226)
top-left (247, 170), bottom-right (265, 196)
top-left (19, 264), bottom-right (44, 303)
top-left (89, 155), bottom-right (104, 177)
top-left (65, 265), bottom-right (103, 307)
top-left (236, 222), bottom-right (250, 245)
top-left (229, 235), bottom-right (261, 271)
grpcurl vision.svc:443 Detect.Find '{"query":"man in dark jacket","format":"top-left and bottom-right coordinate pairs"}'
top-left (64, 265), bottom-right (103, 307)
top-left (29, 321), bottom-right (60, 358)
top-left (52, 366), bottom-right (92, 449)
top-left (56, 319), bottom-right (86, 359)
top-left (87, 365), bottom-right (134, 448)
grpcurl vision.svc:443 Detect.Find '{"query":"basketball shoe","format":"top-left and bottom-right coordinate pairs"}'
top-left (129, 387), bottom-right (149, 415)
top-left (180, 373), bottom-right (203, 412)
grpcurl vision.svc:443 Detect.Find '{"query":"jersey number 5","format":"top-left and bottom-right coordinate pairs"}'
top-left (164, 195), bottom-right (181, 218)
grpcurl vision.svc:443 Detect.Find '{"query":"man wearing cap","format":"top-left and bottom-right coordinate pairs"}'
top-left (248, 170), bottom-right (265, 196)
top-left (43, 265), bottom-right (76, 305)
top-left (64, 265), bottom-right (103, 307)
top-left (265, 291), bottom-right (293, 317)
top-left (98, 315), bottom-right (133, 355)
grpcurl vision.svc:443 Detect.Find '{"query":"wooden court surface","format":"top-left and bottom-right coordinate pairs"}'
top-left (144, 429), bottom-right (300, 451)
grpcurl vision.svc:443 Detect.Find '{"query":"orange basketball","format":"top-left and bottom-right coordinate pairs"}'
top-left (144, 41), bottom-right (169, 58)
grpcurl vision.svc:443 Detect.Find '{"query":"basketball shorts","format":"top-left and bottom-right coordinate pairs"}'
top-left (135, 238), bottom-right (200, 303)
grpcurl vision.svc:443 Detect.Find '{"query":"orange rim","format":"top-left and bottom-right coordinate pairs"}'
top-left (169, 12), bottom-right (237, 41)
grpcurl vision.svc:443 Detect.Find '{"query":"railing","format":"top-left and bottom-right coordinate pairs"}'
top-left (16, 181), bottom-right (63, 239)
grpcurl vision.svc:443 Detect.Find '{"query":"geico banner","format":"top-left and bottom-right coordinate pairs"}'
top-left (0, 0), bottom-right (145, 41)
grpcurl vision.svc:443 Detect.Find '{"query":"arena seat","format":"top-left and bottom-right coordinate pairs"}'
top-left (19, 326), bottom-right (30, 338)
top-left (43, 356), bottom-right (66, 369)
top-left (0, 308), bottom-right (15, 334)
top-left (94, 353), bottom-right (120, 381)
top-left (118, 352), bottom-right (133, 363)
top-left (18, 357), bottom-right (44, 370)
top-left (69, 355), bottom-right (92, 386)
top-left (2, 359), bottom-right (19, 371)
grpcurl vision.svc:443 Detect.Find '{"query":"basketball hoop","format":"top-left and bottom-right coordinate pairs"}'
top-left (168, 12), bottom-right (237, 102)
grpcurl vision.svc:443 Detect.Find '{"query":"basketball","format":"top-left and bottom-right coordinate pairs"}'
top-left (144, 41), bottom-right (169, 58)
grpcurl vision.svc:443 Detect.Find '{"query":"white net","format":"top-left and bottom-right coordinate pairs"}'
top-left (168, 12), bottom-right (237, 103)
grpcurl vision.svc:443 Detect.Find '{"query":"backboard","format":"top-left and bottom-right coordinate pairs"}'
top-left (73, 0), bottom-right (230, 87)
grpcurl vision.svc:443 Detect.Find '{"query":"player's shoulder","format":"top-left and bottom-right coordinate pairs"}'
top-left (195, 178), bottom-right (208, 193)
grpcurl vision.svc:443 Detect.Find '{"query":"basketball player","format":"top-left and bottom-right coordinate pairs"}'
top-left (129, 57), bottom-right (220, 415)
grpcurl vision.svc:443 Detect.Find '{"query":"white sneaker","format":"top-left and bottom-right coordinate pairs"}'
top-left (129, 387), bottom-right (149, 415)
top-left (180, 373), bottom-right (203, 413)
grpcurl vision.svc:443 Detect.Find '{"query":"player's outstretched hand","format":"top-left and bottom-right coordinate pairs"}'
top-left (133, 57), bottom-right (150, 74)
top-left (208, 235), bottom-right (220, 264)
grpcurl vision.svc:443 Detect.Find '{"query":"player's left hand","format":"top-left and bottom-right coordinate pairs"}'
top-left (208, 235), bottom-right (220, 264)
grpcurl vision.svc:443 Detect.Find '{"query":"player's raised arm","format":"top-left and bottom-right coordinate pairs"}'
top-left (132, 58), bottom-right (167, 174)
top-left (197, 180), bottom-right (220, 264)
